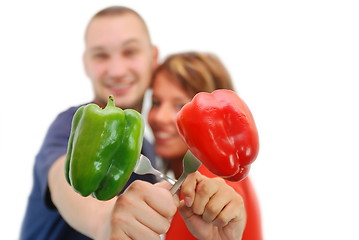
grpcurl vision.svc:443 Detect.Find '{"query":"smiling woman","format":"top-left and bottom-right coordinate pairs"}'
top-left (149, 71), bottom-right (191, 161)
top-left (2, 1), bottom-right (359, 239)
top-left (148, 51), bottom-right (235, 177)
top-left (148, 51), bottom-right (262, 240)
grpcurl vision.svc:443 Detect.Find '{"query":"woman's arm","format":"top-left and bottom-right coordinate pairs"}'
top-left (179, 172), bottom-right (246, 240)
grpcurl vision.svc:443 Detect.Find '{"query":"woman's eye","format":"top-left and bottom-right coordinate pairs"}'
top-left (176, 104), bottom-right (185, 110)
top-left (151, 99), bottom-right (160, 107)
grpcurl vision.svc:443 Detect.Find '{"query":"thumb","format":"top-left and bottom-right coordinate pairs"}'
top-left (178, 200), bottom-right (194, 220)
top-left (154, 180), bottom-right (173, 190)
top-left (154, 181), bottom-right (180, 206)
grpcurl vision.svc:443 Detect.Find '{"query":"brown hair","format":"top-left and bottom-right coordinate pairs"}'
top-left (84, 6), bottom-right (151, 42)
top-left (153, 51), bottom-right (235, 98)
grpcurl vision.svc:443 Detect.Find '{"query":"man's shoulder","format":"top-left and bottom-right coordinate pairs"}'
top-left (58, 103), bottom-right (88, 118)
top-left (44, 103), bottom-right (89, 138)
top-left (54, 103), bottom-right (88, 123)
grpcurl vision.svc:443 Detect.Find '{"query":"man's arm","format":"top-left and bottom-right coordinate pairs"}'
top-left (49, 155), bottom-right (177, 240)
top-left (48, 155), bottom-right (116, 239)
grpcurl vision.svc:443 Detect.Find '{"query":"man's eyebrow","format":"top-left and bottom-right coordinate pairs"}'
top-left (122, 39), bottom-right (141, 46)
top-left (87, 46), bottom-right (106, 52)
top-left (87, 39), bottom-right (142, 52)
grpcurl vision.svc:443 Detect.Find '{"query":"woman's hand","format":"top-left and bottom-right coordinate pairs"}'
top-left (104, 181), bottom-right (178, 240)
top-left (178, 172), bottom-right (246, 240)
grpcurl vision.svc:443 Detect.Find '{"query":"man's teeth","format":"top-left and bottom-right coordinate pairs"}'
top-left (156, 132), bottom-right (171, 139)
top-left (112, 83), bottom-right (130, 89)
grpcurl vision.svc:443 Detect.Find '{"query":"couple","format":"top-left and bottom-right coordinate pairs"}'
top-left (21, 6), bottom-right (262, 240)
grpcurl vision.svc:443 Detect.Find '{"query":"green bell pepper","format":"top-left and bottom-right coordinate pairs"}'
top-left (65, 95), bottom-right (144, 200)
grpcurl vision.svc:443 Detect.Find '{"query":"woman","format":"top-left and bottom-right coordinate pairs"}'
top-left (148, 51), bottom-right (262, 240)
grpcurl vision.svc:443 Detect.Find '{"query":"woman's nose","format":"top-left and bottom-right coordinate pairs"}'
top-left (155, 104), bottom-right (175, 124)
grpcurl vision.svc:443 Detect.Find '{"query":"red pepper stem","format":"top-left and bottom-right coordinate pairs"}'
top-left (106, 95), bottom-right (115, 108)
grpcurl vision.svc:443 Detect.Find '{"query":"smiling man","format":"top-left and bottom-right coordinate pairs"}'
top-left (83, 7), bottom-right (158, 111)
top-left (20, 6), bottom-right (159, 239)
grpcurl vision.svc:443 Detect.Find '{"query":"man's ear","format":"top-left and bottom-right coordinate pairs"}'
top-left (82, 52), bottom-right (89, 77)
top-left (152, 45), bottom-right (159, 69)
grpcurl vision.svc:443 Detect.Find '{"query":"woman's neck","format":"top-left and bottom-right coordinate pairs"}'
top-left (165, 156), bottom-right (184, 179)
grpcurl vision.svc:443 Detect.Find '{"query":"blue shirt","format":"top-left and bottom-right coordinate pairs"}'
top-left (20, 105), bottom-right (156, 240)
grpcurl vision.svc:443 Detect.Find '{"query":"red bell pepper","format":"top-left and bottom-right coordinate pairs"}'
top-left (176, 89), bottom-right (259, 181)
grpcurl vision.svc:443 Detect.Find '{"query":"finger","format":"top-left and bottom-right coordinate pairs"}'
top-left (178, 200), bottom-right (194, 219)
top-left (135, 205), bottom-right (172, 235)
top-left (191, 178), bottom-right (219, 215)
top-left (155, 181), bottom-right (180, 206)
top-left (202, 189), bottom-right (232, 223)
top-left (180, 172), bottom-right (203, 207)
top-left (143, 183), bottom-right (178, 220)
top-left (112, 198), bottom-right (161, 239)
top-left (114, 186), bottom-right (172, 236)
top-left (155, 181), bottom-right (172, 190)
top-left (128, 223), bottom-right (162, 240)
top-left (128, 181), bottom-right (177, 220)
top-left (112, 213), bottom-right (162, 240)
top-left (213, 196), bottom-right (246, 228)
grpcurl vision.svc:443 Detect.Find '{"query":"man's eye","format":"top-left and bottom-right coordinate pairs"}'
top-left (123, 48), bottom-right (138, 57)
top-left (93, 53), bottom-right (108, 60)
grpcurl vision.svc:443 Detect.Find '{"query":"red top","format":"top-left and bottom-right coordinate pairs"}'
top-left (165, 165), bottom-right (263, 240)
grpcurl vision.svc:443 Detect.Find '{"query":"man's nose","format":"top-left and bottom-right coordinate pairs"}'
top-left (107, 56), bottom-right (127, 77)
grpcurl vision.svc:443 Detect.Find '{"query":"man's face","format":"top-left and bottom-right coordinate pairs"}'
top-left (83, 14), bottom-right (158, 111)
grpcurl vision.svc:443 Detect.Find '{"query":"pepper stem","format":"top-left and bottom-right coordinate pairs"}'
top-left (106, 95), bottom-right (115, 108)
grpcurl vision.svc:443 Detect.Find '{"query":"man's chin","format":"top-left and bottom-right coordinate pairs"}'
top-left (114, 96), bottom-right (141, 110)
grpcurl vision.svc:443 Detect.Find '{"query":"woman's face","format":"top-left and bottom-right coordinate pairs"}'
top-left (148, 71), bottom-right (191, 161)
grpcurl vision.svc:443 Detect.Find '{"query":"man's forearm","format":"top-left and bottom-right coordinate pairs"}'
top-left (48, 155), bottom-right (116, 238)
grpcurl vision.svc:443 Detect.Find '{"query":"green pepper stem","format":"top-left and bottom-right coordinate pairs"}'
top-left (106, 95), bottom-right (115, 108)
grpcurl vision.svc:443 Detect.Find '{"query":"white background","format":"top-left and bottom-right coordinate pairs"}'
top-left (1, 0), bottom-right (358, 239)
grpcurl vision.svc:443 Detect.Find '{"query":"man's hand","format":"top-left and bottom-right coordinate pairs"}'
top-left (178, 172), bottom-right (246, 240)
top-left (107, 181), bottom-right (178, 240)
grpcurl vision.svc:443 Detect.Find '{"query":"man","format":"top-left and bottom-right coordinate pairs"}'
top-left (20, 6), bottom-right (162, 239)
top-left (21, 6), bottom-right (251, 240)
